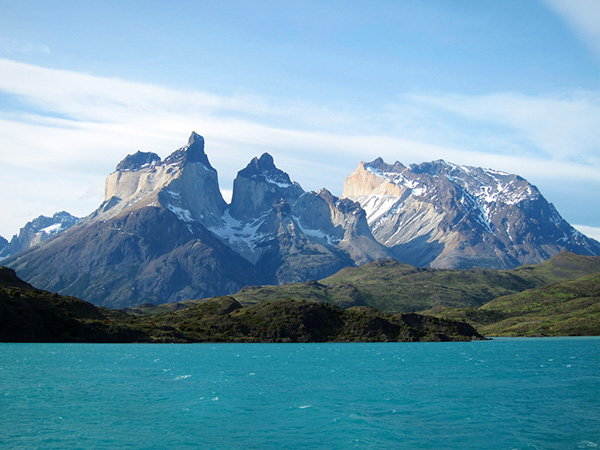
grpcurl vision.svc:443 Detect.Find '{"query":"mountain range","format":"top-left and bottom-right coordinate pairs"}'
top-left (3, 132), bottom-right (599, 308)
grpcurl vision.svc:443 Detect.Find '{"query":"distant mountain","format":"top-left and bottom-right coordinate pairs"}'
top-left (5, 133), bottom-right (389, 308)
top-left (0, 236), bottom-right (7, 258)
top-left (343, 158), bottom-right (600, 269)
top-left (0, 211), bottom-right (80, 260)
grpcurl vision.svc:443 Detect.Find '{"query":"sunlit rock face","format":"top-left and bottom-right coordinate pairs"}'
top-left (343, 158), bottom-right (600, 269)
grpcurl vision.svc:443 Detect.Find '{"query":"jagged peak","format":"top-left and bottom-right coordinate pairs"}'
top-left (163, 131), bottom-right (214, 169)
top-left (316, 188), bottom-right (336, 203)
top-left (363, 158), bottom-right (406, 174)
top-left (237, 152), bottom-right (295, 188)
top-left (239, 153), bottom-right (277, 175)
top-left (115, 151), bottom-right (161, 172)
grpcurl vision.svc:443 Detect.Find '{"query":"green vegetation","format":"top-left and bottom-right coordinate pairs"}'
top-left (146, 251), bottom-right (600, 316)
top-left (3, 252), bottom-right (599, 340)
top-left (0, 268), bottom-right (481, 343)
top-left (428, 271), bottom-right (600, 336)
top-left (150, 297), bottom-right (482, 342)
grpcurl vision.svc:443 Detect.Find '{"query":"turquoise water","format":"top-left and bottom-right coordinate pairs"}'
top-left (1, 338), bottom-right (599, 450)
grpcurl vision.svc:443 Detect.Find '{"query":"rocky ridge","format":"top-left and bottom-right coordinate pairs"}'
top-left (343, 158), bottom-right (600, 269)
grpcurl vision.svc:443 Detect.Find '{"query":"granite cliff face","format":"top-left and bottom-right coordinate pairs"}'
top-left (5, 133), bottom-right (389, 308)
top-left (99, 132), bottom-right (226, 228)
top-left (343, 158), bottom-right (600, 269)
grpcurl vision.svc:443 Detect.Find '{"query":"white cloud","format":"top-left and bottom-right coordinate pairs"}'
top-left (405, 91), bottom-right (600, 164)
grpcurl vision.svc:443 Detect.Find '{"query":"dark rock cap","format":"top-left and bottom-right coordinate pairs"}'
top-left (163, 132), bottom-right (213, 168)
top-left (116, 151), bottom-right (161, 172)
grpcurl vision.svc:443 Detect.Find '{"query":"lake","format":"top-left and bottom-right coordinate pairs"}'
top-left (1, 338), bottom-right (599, 449)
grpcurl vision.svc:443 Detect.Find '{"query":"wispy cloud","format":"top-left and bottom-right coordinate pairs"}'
top-left (0, 38), bottom-right (50, 54)
top-left (544, 0), bottom-right (600, 57)
top-left (573, 225), bottom-right (600, 242)
top-left (404, 91), bottom-right (600, 164)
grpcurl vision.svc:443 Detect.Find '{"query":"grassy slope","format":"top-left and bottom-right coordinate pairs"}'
top-left (478, 271), bottom-right (600, 336)
top-left (203, 252), bottom-right (600, 314)
top-left (427, 270), bottom-right (600, 336)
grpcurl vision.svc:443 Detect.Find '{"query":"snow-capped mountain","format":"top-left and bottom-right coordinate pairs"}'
top-left (5, 133), bottom-right (389, 308)
top-left (5, 133), bottom-right (599, 308)
top-left (343, 158), bottom-right (600, 269)
top-left (0, 211), bottom-right (81, 260)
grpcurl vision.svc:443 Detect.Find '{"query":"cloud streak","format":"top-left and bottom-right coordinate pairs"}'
top-left (544, 0), bottom-right (600, 57)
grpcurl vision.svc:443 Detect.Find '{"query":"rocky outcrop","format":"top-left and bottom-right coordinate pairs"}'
top-left (343, 158), bottom-right (600, 269)
top-left (211, 154), bottom-right (392, 283)
top-left (229, 153), bottom-right (304, 220)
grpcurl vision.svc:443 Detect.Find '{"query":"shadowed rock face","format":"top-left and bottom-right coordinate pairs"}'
top-left (343, 158), bottom-right (600, 269)
top-left (229, 153), bottom-right (304, 221)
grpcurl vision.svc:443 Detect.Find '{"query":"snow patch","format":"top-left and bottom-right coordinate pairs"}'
top-left (294, 217), bottom-right (341, 246)
top-left (40, 223), bottom-right (63, 235)
top-left (263, 175), bottom-right (292, 188)
top-left (210, 210), bottom-right (269, 251)
top-left (167, 205), bottom-right (194, 223)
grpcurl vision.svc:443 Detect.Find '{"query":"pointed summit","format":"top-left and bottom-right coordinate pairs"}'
top-left (229, 153), bottom-right (303, 220)
top-left (100, 132), bottom-right (225, 227)
top-left (238, 153), bottom-right (277, 175)
top-left (184, 131), bottom-right (210, 165)
top-left (163, 131), bottom-right (213, 169)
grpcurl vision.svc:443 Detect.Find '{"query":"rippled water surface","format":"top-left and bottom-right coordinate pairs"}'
top-left (1, 338), bottom-right (599, 450)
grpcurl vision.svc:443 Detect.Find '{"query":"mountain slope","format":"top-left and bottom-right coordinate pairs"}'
top-left (429, 270), bottom-right (600, 337)
top-left (343, 158), bottom-right (600, 269)
top-left (216, 252), bottom-right (600, 314)
top-left (208, 152), bottom-right (392, 285)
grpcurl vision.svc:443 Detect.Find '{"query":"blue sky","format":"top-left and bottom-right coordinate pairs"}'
top-left (1, 0), bottom-right (599, 241)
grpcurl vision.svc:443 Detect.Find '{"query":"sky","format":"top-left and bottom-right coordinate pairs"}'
top-left (1, 0), bottom-right (599, 241)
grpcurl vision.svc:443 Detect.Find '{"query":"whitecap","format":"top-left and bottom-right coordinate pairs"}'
top-left (299, 405), bottom-right (312, 409)
top-left (174, 375), bottom-right (191, 380)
